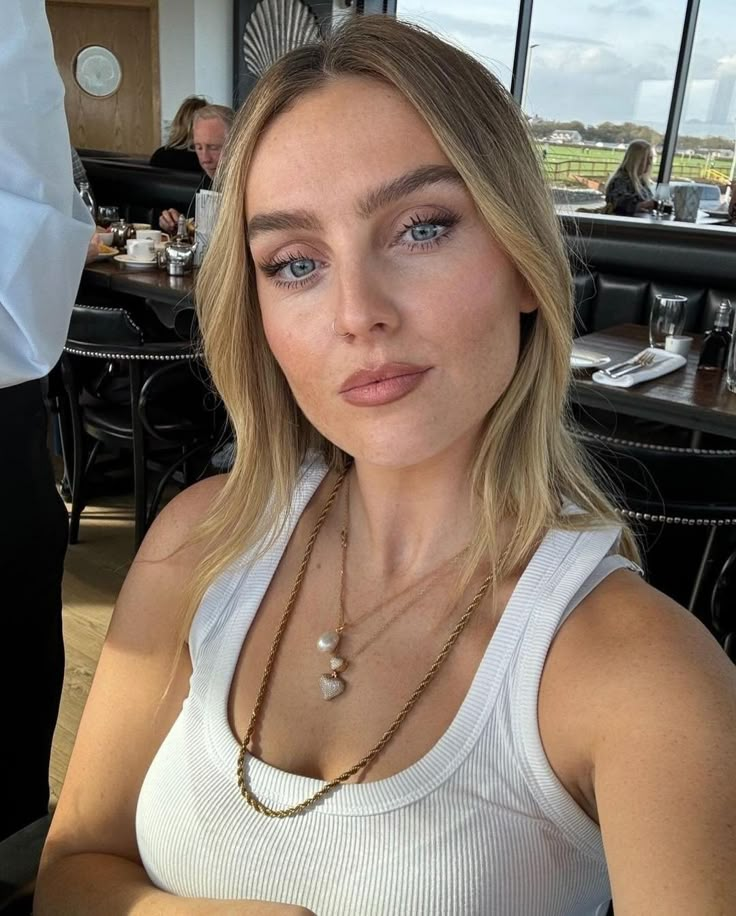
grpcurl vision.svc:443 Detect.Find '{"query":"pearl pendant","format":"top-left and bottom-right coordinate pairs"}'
top-left (317, 630), bottom-right (340, 653)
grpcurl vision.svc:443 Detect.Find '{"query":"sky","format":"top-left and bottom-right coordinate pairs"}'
top-left (398, 0), bottom-right (736, 139)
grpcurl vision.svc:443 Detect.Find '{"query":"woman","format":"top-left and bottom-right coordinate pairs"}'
top-left (604, 139), bottom-right (657, 215)
top-left (36, 17), bottom-right (735, 915)
top-left (150, 95), bottom-right (207, 171)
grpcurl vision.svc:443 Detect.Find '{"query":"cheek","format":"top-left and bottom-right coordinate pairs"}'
top-left (261, 306), bottom-right (328, 409)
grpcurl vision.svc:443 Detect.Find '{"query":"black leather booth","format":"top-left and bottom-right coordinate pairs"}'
top-left (563, 214), bottom-right (736, 336)
top-left (82, 156), bottom-right (203, 228)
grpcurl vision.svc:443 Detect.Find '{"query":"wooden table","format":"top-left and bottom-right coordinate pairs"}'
top-left (571, 323), bottom-right (736, 440)
top-left (81, 258), bottom-right (196, 328)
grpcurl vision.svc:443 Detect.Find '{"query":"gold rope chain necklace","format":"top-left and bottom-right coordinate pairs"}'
top-left (236, 468), bottom-right (492, 818)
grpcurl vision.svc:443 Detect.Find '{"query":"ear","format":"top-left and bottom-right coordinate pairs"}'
top-left (517, 275), bottom-right (539, 315)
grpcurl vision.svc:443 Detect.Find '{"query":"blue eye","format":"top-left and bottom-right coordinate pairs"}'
top-left (409, 223), bottom-right (442, 242)
top-left (260, 253), bottom-right (319, 287)
top-left (397, 211), bottom-right (460, 248)
top-left (288, 258), bottom-right (316, 279)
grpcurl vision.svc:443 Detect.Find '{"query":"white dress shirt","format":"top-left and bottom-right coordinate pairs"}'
top-left (0, 0), bottom-right (93, 389)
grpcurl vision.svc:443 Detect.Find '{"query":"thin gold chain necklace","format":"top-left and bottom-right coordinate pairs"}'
top-left (236, 468), bottom-right (492, 818)
top-left (317, 474), bottom-right (468, 700)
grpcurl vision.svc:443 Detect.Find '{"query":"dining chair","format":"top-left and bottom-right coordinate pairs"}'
top-left (0, 814), bottom-right (50, 915)
top-left (573, 427), bottom-right (736, 645)
top-left (57, 303), bottom-right (224, 549)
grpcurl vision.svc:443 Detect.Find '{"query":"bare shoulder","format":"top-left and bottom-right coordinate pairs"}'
top-left (135, 472), bottom-right (230, 563)
top-left (542, 569), bottom-right (736, 910)
top-left (558, 569), bottom-right (734, 691)
top-left (545, 568), bottom-right (736, 729)
top-left (110, 472), bottom-right (230, 646)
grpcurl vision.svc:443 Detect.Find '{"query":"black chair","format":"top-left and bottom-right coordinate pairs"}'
top-left (710, 545), bottom-right (736, 661)
top-left (57, 303), bottom-right (223, 548)
top-left (0, 815), bottom-right (50, 915)
top-left (574, 427), bottom-right (736, 646)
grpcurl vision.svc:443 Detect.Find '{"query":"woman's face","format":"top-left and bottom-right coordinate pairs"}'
top-left (245, 76), bottom-right (535, 469)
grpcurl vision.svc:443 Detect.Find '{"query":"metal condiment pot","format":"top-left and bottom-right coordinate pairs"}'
top-left (159, 238), bottom-right (197, 276)
top-left (110, 220), bottom-right (136, 249)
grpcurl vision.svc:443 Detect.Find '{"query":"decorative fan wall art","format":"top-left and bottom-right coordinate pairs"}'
top-left (242, 0), bottom-right (321, 78)
top-left (234, 0), bottom-right (334, 105)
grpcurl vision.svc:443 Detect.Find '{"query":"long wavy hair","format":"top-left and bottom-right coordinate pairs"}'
top-left (608, 139), bottom-right (653, 197)
top-left (190, 15), bottom-right (637, 637)
top-left (166, 95), bottom-right (208, 149)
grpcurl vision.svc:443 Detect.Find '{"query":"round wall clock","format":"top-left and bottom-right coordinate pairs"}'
top-left (74, 45), bottom-right (122, 98)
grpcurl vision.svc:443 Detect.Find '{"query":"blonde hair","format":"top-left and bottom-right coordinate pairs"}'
top-left (608, 139), bottom-right (653, 197)
top-left (191, 16), bottom-right (637, 637)
top-left (166, 95), bottom-right (207, 149)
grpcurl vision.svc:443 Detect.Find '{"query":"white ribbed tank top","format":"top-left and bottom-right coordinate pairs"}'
top-left (137, 459), bottom-right (638, 915)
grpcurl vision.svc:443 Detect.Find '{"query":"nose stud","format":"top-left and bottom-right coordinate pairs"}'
top-left (332, 320), bottom-right (350, 339)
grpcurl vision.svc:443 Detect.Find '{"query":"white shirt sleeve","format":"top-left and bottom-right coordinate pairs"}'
top-left (0, 0), bottom-right (94, 389)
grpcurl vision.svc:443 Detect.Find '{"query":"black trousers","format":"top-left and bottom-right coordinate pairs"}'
top-left (0, 379), bottom-right (68, 840)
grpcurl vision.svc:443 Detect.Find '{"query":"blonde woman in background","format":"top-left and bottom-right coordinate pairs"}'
top-left (150, 94), bottom-right (208, 172)
top-left (604, 138), bottom-right (657, 215)
top-left (37, 16), bottom-right (735, 916)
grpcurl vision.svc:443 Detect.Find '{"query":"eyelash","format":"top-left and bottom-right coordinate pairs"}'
top-left (258, 209), bottom-right (461, 290)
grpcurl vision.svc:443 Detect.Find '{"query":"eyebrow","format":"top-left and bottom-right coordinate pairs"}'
top-left (246, 164), bottom-right (465, 241)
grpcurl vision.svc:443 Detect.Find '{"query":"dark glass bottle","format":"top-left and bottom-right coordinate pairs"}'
top-left (78, 180), bottom-right (96, 223)
top-left (698, 300), bottom-right (733, 372)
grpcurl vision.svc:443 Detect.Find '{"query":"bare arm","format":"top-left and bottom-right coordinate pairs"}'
top-left (35, 478), bottom-right (314, 916)
top-left (541, 572), bottom-right (736, 914)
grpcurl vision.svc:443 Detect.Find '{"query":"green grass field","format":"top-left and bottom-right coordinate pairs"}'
top-left (536, 143), bottom-right (733, 189)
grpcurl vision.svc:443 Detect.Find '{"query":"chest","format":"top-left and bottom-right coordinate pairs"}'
top-left (227, 557), bottom-right (508, 784)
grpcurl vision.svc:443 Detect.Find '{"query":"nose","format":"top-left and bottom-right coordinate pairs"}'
top-left (331, 260), bottom-right (401, 339)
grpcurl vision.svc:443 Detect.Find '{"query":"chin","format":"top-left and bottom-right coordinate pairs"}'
top-left (332, 426), bottom-right (479, 473)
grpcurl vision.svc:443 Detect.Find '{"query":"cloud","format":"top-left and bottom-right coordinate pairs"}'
top-left (589, 1), bottom-right (653, 16)
top-left (716, 54), bottom-right (736, 76)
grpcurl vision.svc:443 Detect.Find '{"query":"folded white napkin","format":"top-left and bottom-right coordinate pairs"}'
top-left (592, 348), bottom-right (686, 388)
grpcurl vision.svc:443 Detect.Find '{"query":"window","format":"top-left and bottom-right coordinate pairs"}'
top-left (524, 0), bottom-right (688, 198)
top-left (397, 0), bottom-right (521, 90)
top-left (671, 0), bottom-right (736, 208)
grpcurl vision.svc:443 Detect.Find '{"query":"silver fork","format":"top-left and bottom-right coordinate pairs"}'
top-left (603, 351), bottom-right (656, 378)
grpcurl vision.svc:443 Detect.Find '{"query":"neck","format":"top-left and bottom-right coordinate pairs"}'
top-left (344, 443), bottom-right (478, 584)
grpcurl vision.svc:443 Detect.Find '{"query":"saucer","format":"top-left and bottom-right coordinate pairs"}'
top-left (114, 254), bottom-right (158, 270)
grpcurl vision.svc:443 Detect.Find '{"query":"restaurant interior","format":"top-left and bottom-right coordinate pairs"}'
top-left (2, 0), bottom-right (735, 911)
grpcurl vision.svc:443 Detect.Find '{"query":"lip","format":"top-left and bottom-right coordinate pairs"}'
top-left (339, 363), bottom-right (431, 407)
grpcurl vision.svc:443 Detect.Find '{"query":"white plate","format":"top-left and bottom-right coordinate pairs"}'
top-left (114, 254), bottom-right (158, 270)
top-left (571, 349), bottom-right (611, 369)
top-left (93, 252), bottom-right (116, 262)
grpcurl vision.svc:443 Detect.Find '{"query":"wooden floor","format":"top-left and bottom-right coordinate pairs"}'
top-left (50, 491), bottom-right (135, 803)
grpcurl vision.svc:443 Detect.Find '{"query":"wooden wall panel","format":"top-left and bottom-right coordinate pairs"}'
top-left (47, 1), bottom-right (160, 154)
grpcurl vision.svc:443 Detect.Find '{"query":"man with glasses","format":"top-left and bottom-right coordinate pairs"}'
top-left (159, 105), bottom-right (234, 234)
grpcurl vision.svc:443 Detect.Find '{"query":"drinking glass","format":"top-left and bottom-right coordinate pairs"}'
top-left (727, 332), bottom-right (736, 394)
top-left (649, 295), bottom-right (687, 348)
top-left (97, 205), bottom-right (120, 228)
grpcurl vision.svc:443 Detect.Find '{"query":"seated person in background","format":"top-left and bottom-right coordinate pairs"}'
top-left (71, 145), bottom-right (88, 190)
top-left (150, 95), bottom-right (208, 172)
top-left (604, 139), bottom-right (657, 216)
top-left (158, 104), bottom-right (235, 233)
top-left (36, 16), bottom-right (736, 916)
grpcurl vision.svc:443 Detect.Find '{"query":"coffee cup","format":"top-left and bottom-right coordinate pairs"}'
top-left (135, 229), bottom-right (169, 245)
top-left (126, 238), bottom-right (155, 261)
top-left (665, 334), bottom-right (693, 356)
top-left (97, 231), bottom-right (114, 246)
